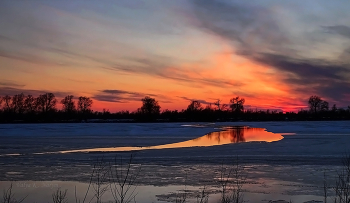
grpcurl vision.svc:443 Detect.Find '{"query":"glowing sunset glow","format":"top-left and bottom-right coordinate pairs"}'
top-left (59, 127), bottom-right (284, 153)
top-left (1, 1), bottom-right (350, 112)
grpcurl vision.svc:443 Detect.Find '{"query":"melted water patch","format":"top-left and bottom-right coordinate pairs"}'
top-left (59, 126), bottom-right (284, 154)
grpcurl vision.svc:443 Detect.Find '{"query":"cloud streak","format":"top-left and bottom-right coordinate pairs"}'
top-left (110, 56), bottom-right (244, 89)
top-left (177, 96), bottom-right (214, 105)
top-left (191, 0), bottom-right (350, 104)
top-left (93, 89), bottom-right (171, 103)
top-left (0, 80), bottom-right (25, 88)
top-left (324, 25), bottom-right (350, 39)
top-left (1, 0), bottom-right (350, 111)
top-left (0, 86), bottom-right (71, 98)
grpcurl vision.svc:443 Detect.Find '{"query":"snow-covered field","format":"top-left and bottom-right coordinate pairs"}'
top-left (0, 121), bottom-right (349, 202)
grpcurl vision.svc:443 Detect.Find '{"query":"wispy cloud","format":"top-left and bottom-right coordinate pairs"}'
top-left (190, 0), bottom-right (350, 104)
top-left (0, 86), bottom-right (71, 98)
top-left (178, 96), bottom-right (212, 105)
top-left (192, 0), bottom-right (289, 54)
top-left (110, 56), bottom-right (245, 89)
top-left (324, 25), bottom-right (350, 39)
top-left (1, 0), bottom-right (350, 111)
top-left (253, 53), bottom-right (350, 98)
top-left (0, 80), bottom-right (25, 88)
top-left (93, 89), bottom-right (171, 103)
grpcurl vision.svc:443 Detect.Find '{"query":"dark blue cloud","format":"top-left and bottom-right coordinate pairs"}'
top-left (191, 0), bottom-right (350, 104)
top-left (0, 87), bottom-right (71, 98)
top-left (93, 89), bottom-right (170, 103)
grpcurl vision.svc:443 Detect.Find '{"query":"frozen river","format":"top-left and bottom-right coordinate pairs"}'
top-left (0, 121), bottom-right (350, 202)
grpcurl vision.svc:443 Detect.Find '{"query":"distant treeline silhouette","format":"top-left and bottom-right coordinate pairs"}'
top-left (0, 93), bottom-right (350, 123)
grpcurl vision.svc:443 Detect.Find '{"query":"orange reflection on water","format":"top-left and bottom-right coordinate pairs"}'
top-left (60, 127), bottom-right (283, 154)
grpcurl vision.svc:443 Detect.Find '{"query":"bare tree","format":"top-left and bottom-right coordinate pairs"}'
top-left (334, 154), bottom-right (350, 203)
top-left (308, 95), bottom-right (329, 113)
top-left (204, 103), bottom-right (213, 111)
top-left (2, 95), bottom-right (12, 112)
top-left (24, 95), bottom-right (36, 113)
top-left (140, 96), bottom-right (160, 115)
top-left (52, 188), bottom-right (68, 203)
top-left (229, 97), bottom-right (245, 113)
top-left (332, 104), bottom-right (338, 112)
top-left (78, 96), bottom-right (93, 113)
top-left (187, 100), bottom-right (202, 112)
top-left (61, 95), bottom-right (76, 113)
top-left (320, 100), bottom-right (329, 111)
top-left (196, 186), bottom-right (209, 203)
top-left (36, 93), bottom-right (57, 113)
top-left (109, 154), bottom-right (142, 203)
top-left (214, 99), bottom-right (228, 111)
top-left (308, 95), bottom-right (322, 113)
top-left (74, 158), bottom-right (110, 203)
top-left (218, 159), bottom-right (245, 203)
top-left (11, 93), bottom-right (25, 114)
top-left (323, 171), bottom-right (327, 203)
top-left (90, 159), bottom-right (109, 203)
top-left (2, 183), bottom-right (27, 203)
top-left (214, 99), bottom-right (222, 111)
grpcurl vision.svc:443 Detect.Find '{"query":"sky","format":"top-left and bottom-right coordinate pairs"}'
top-left (1, 0), bottom-right (350, 112)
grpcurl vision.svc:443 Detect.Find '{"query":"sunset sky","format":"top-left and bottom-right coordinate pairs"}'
top-left (1, 0), bottom-right (350, 112)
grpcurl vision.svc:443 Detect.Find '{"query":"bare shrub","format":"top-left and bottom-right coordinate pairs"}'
top-left (52, 188), bottom-right (68, 203)
top-left (2, 183), bottom-right (26, 203)
top-left (196, 186), bottom-right (209, 203)
top-left (74, 158), bottom-right (110, 203)
top-left (109, 154), bottom-right (142, 203)
top-left (334, 154), bottom-right (350, 203)
top-left (217, 159), bottom-right (245, 203)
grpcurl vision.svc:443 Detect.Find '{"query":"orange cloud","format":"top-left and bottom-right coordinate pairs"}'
top-left (147, 45), bottom-right (304, 112)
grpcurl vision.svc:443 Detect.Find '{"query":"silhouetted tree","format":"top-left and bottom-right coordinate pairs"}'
top-left (2, 92), bottom-right (350, 123)
top-left (11, 93), bottom-right (25, 114)
top-left (205, 104), bottom-right (213, 111)
top-left (214, 99), bottom-right (228, 111)
top-left (332, 104), bottom-right (337, 112)
top-left (36, 93), bottom-right (57, 113)
top-left (230, 97), bottom-right (245, 113)
top-left (214, 99), bottom-right (221, 111)
top-left (61, 95), bottom-right (76, 113)
top-left (0, 96), bottom-right (2, 110)
top-left (24, 95), bottom-right (36, 113)
top-left (102, 108), bottom-right (110, 115)
top-left (140, 96), bottom-right (160, 115)
top-left (78, 96), bottom-right (93, 113)
top-left (321, 100), bottom-right (329, 111)
top-left (2, 95), bottom-right (12, 112)
top-left (308, 95), bottom-right (328, 113)
top-left (308, 95), bottom-right (322, 113)
top-left (187, 100), bottom-right (202, 112)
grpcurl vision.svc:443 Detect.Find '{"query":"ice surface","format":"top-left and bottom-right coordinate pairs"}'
top-left (1, 121), bottom-right (349, 162)
top-left (0, 121), bottom-right (349, 202)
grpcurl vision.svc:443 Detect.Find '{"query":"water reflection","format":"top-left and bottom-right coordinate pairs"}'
top-left (0, 179), bottom-right (321, 203)
top-left (205, 127), bottom-right (246, 144)
top-left (60, 126), bottom-right (283, 154)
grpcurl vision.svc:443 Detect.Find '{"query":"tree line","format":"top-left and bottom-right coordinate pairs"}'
top-left (0, 93), bottom-right (350, 123)
top-left (0, 93), bottom-right (93, 122)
